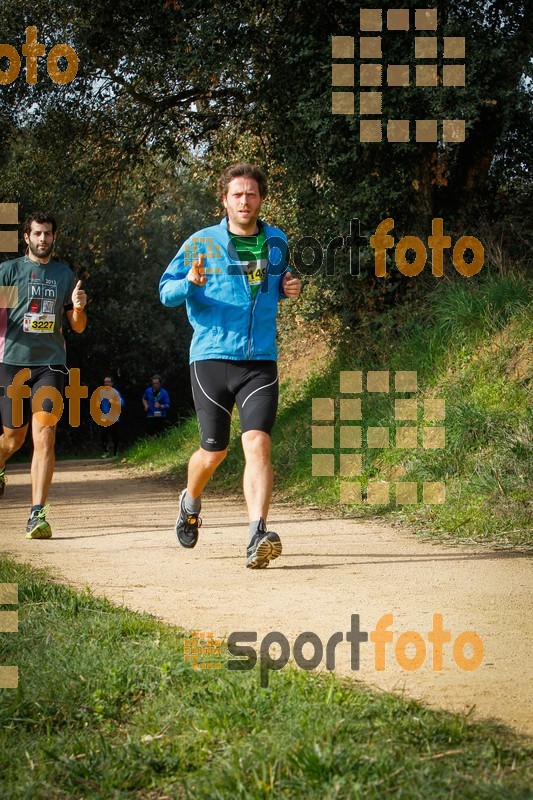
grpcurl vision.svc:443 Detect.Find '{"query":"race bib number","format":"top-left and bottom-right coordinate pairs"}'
top-left (244, 260), bottom-right (267, 287)
top-left (23, 313), bottom-right (55, 333)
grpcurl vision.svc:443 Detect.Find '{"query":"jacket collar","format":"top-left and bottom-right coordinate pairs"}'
top-left (220, 217), bottom-right (266, 237)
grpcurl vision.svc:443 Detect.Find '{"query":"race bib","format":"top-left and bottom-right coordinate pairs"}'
top-left (23, 313), bottom-right (55, 333)
top-left (244, 260), bottom-right (267, 287)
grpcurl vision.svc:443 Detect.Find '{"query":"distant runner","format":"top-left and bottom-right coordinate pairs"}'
top-left (160, 163), bottom-right (301, 568)
top-left (142, 374), bottom-right (170, 437)
top-left (0, 212), bottom-right (87, 538)
top-left (98, 375), bottom-right (125, 457)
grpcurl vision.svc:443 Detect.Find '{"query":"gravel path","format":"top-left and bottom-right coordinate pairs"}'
top-left (1, 459), bottom-right (531, 736)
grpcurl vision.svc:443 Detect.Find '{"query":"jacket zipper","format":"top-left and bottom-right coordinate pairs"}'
top-left (247, 292), bottom-right (257, 359)
top-left (245, 233), bottom-right (271, 358)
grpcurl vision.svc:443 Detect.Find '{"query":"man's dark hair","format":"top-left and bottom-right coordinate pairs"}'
top-left (217, 163), bottom-right (268, 200)
top-left (151, 374), bottom-right (162, 383)
top-left (24, 212), bottom-right (57, 236)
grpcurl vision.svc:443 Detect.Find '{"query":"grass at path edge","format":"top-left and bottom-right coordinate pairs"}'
top-left (0, 557), bottom-right (531, 799)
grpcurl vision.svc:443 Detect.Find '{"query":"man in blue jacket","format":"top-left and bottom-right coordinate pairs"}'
top-left (160, 163), bottom-right (301, 568)
top-left (142, 374), bottom-right (170, 437)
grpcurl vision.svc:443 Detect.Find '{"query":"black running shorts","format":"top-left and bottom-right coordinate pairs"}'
top-left (190, 360), bottom-right (279, 451)
top-left (0, 363), bottom-right (67, 429)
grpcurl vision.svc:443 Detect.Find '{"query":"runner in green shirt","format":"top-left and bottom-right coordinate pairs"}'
top-left (0, 212), bottom-right (87, 538)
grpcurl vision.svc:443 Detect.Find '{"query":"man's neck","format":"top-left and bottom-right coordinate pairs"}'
top-left (27, 252), bottom-right (52, 266)
top-left (227, 218), bottom-right (261, 237)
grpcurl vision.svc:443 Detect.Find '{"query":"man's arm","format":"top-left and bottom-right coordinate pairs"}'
top-left (0, 262), bottom-right (17, 307)
top-left (66, 280), bottom-right (87, 333)
top-left (160, 242), bottom-right (206, 307)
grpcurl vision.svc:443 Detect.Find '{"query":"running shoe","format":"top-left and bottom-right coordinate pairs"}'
top-left (0, 469), bottom-right (5, 499)
top-left (175, 489), bottom-right (202, 548)
top-left (26, 504), bottom-right (52, 539)
top-left (246, 519), bottom-right (282, 569)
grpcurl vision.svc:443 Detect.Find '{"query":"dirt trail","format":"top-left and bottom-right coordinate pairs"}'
top-left (1, 459), bottom-right (531, 736)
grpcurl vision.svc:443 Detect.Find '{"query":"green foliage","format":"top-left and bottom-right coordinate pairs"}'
top-left (0, 2), bottom-right (530, 483)
top-left (2, 0), bottom-right (531, 244)
top-left (1, 557), bottom-right (531, 798)
top-left (433, 274), bottom-right (532, 342)
top-left (335, 275), bottom-right (532, 545)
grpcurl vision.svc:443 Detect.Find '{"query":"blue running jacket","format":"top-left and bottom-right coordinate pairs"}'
top-left (159, 218), bottom-right (289, 363)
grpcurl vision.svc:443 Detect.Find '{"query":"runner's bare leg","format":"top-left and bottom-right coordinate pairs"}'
top-left (186, 447), bottom-right (227, 499)
top-left (241, 430), bottom-right (272, 522)
top-left (30, 418), bottom-right (56, 505)
top-left (0, 425), bottom-right (28, 470)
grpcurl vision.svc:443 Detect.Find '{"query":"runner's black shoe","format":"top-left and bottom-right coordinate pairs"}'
top-left (175, 489), bottom-right (202, 548)
top-left (26, 504), bottom-right (52, 539)
top-left (246, 519), bottom-right (282, 569)
top-left (0, 469), bottom-right (5, 499)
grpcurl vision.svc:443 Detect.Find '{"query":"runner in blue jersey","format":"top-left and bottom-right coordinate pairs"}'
top-left (160, 163), bottom-right (301, 568)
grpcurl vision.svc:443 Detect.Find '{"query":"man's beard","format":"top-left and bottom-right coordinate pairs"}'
top-left (28, 241), bottom-right (54, 260)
